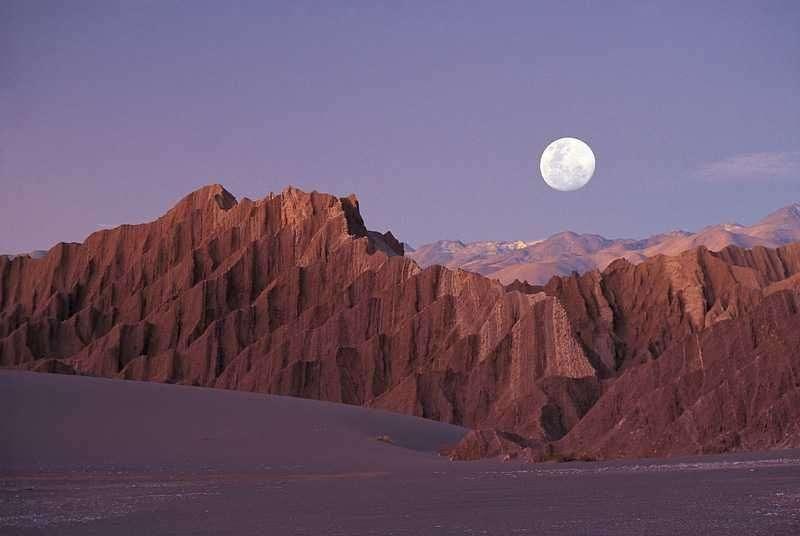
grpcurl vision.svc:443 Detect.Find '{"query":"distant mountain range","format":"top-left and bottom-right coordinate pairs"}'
top-left (408, 203), bottom-right (800, 284)
top-left (0, 250), bottom-right (47, 261)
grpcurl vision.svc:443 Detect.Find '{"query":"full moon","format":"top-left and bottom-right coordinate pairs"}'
top-left (539, 137), bottom-right (596, 191)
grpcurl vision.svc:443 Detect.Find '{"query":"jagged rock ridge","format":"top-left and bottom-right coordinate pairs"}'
top-left (2, 185), bottom-right (799, 461)
top-left (0, 185), bottom-right (598, 445)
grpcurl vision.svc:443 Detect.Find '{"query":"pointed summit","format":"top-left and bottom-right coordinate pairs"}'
top-left (757, 202), bottom-right (800, 227)
top-left (157, 184), bottom-right (238, 230)
top-left (169, 184), bottom-right (237, 214)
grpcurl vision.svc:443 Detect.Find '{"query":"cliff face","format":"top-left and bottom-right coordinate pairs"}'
top-left (544, 245), bottom-right (800, 377)
top-left (554, 287), bottom-right (800, 459)
top-left (0, 185), bottom-right (597, 445)
top-left (536, 245), bottom-right (800, 459)
top-left (2, 184), bottom-right (800, 461)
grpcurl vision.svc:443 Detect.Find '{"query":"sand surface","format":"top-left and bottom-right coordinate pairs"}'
top-left (1, 370), bottom-right (798, 535)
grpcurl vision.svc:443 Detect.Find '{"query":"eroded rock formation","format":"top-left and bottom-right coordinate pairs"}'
top-left (0, 185), bottom-right (597, 446)
top-left (2, 184), bottom-right (799, 461)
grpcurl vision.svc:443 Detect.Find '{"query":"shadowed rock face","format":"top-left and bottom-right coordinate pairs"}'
top-left (553, 288), bottom-right (800, 460)
top-left (538, 246), bottom-right (800, 460)
top-left (545, 245), bottom-right (800, 376)
top-left (2, 184), bottom-right (800, 461)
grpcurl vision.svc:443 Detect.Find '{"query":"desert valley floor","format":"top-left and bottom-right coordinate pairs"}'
top-left (1, 371), bottom-right (798, 536)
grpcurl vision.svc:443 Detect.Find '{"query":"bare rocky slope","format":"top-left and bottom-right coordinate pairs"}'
top-left (2, 185), bottom-right (799, 461)
top-left (410, 203), bottom-right (800, 285)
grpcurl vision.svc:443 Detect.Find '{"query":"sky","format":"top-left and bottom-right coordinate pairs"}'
top-left (2, 0), bottom-right (799, 253)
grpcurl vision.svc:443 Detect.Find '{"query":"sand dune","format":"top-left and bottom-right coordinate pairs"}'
top-left (0, 370), bottom-right (465, 473)
top-left (2, 371), bottom-right (800, 535)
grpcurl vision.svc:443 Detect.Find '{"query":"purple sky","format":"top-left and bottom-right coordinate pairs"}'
top-left (2, 1), bottom-right (799, 253)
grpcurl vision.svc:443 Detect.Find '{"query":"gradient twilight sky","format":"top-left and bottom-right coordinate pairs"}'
top-left (2, 1), bottom-right (799, 253)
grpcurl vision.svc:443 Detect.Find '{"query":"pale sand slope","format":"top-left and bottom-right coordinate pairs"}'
top-left (0, 370), bottom-right (466, 473)
top-left (1, 370), bottom-right (799, 536)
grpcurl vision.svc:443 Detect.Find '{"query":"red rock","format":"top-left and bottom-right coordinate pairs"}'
top-left (0, 185), bottom-right (597, 447)
top-left (553, 287), bottom-right (800, 459)
top-left (446, 429), bottom-right (538, 461)
top-left (2, 184), bottom-right (799, 461)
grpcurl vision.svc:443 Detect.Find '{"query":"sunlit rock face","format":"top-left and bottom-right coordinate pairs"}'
top-left (2, 184), bottom-right (800, 461)
top-left (0, 185), bottom-right (597, 445)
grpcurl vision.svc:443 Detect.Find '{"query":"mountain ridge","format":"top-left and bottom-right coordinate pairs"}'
top-left (409, 202), bottom-right (800, 285)
top-left (2, 184), bottom-right (799, 462)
